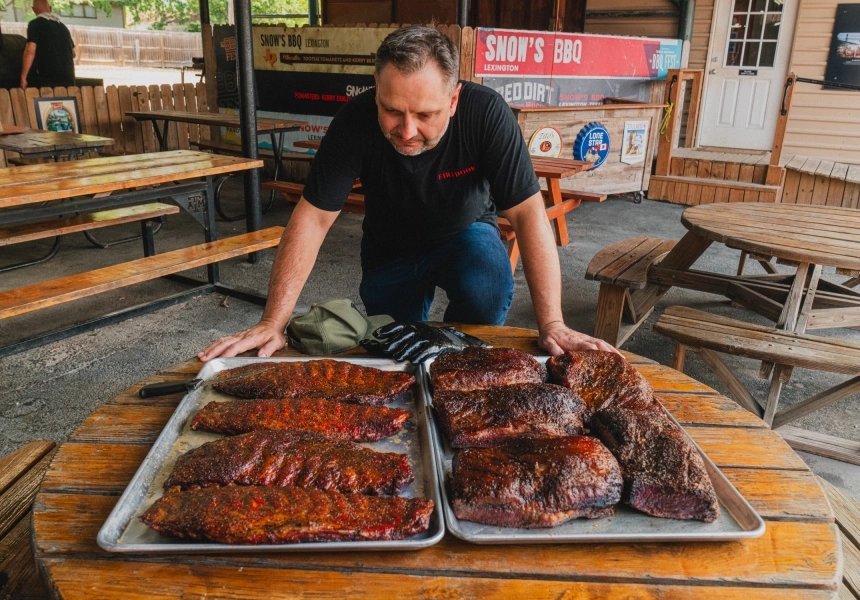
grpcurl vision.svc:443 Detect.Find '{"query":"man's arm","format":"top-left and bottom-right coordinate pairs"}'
top-left (198, 198), bottom-right (340, 360)
top-left (20, 41), bottom-right (35, 89)
top-left (501, 191), bottom-right (620, 356)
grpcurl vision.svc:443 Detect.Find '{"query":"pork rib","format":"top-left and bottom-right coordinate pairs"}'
top-left (212, 360), bottom-right (415, 405)
top-left (434, 383), bottom-right (586, 448)
top-left (190, 398), bottom-right (410, 442)
top-left (163, 430), bottom-right (413, 495)
top-left (451, 436), bottom-right (622, 528)
top-left (547, 350), bottom-right (720, 522)
top-left (430, 347), bottom-right (546, 391)
top-left (141, 485), bottom-right (434, 543)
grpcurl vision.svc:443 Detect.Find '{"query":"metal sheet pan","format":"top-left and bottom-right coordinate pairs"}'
top-left (98, 357), bottom-right (445, 553)
top-left (419, 358), bottom-right (766, 544)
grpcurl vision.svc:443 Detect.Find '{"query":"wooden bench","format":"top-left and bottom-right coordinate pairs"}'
top-left (586, 236), bottom-right (677, 347)
top-left (0, 441), bottom-right (56, 599)
top-left (0, 227), bottom-right (284, 319)
top-left (262, 180), bottom-right (368, 215)
top-left (654, 305), bottom-right (860, 465)
top-left (189, 140), bottom-right (315, 163)
top-left (816, 476), bottom-right (860, 599)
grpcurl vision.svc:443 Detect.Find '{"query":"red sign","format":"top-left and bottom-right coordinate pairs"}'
top-left (474, 29), bottom-right (681, 79)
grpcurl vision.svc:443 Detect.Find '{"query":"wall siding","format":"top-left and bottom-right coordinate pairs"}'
top-left (584, 0), bottom-right (678, 38)
top-left (783, 0), bottom-right (860, 164)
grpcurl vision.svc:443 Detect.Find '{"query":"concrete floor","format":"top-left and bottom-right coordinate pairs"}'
top-left (1, 179), bottom-right (858, 502)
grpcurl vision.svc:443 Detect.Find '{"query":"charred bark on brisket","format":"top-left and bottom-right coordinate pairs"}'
top-left (430, 347), bottom-right (546, 391)
top-left (451, 436), bottom-right (623, 528)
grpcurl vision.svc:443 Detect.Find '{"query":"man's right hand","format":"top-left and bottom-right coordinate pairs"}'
top-left (198, 320), bottom-right (286, 361)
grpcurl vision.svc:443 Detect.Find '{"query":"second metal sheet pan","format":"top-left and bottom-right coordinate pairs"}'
top-left (98, 357), bottom-right (445, 553)
top-left (419, 359), bottom-right (766, 544)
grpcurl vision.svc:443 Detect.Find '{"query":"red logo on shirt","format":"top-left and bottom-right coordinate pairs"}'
top-left (437, 165), bottom-right (476, 180)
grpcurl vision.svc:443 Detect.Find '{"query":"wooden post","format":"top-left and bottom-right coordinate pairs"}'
top-left (767, 72), bottom-right (795, 187)
top-left (654, 69), bottom-right (683, 177)
top-left (201, 24), bottom-right (221, 143)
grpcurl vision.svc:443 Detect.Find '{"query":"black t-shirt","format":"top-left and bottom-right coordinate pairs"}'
top-left (302, 81), bottom-right (540, 269)
top-left (0, 34), bottom-right (26, 81)
top-left (26, 16), bottom-right (75, 87)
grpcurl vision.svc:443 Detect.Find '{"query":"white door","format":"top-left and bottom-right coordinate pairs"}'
top-left (699, 0), bottom-right (797, 150)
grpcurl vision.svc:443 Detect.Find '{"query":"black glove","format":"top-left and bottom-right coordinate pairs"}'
top-left (360, 322), bottom-right (490, 364)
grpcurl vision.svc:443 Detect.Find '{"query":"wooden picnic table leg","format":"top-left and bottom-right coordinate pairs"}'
top-left (545, 176), bottom-right (569, 246)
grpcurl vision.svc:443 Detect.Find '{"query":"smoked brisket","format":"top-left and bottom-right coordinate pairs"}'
top-left (434, 383), bottom-right (586, 447)
top-left (163, 430), bottom-right (413, 495)
top-left (212, 360), bottom-right (415, 405)
top-left (190, 398), bottom-right (410, 442)
top-left (547, 350), bottom-right (720, 522)
top-left (141, 485), bottom-right (434, 543)
top-left (451, 436), bottom-right (622, 528)
top-left (430, 347), bottom-right (546, 391)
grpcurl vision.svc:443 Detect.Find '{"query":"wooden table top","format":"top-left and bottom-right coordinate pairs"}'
top-left (682, 202), bottom-right (860, 271)
top-left (0, 150), bottom-right (263, 209)
top-left (126, 110), bottom-right (306, 133)
top-left (32, 326), bottom-right (841, 599)
top-left (0, 130), bottom-right (114, 154)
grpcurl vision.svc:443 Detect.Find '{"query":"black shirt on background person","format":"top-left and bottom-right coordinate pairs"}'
top-left (21, 0), bottom-right (76, 89)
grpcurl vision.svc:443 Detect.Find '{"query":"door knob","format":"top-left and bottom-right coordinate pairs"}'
top-left (710, 69), bottom-right (717, 74)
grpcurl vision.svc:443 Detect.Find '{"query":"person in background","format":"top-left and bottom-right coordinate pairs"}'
top-left (0, 24), bottom-right (27, 89)
top-left (20, 0), bottom-right (76, 90)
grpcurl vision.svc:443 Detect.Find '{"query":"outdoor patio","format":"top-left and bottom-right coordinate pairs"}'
top-left (2, 180), bottom-right (859, 502)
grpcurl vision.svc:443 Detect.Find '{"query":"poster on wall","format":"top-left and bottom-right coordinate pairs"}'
top-left (824, 4), bottom-right (860, 89)
top-left (214, 25), bottom-right (239, 110)
top-left (484, 77), bottom-right (652, 107)
top-left (621, 120), bottom-right (649, 165)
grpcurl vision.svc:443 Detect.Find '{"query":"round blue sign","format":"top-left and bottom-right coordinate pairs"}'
top-left (573, 122), bottom-right (610, 169)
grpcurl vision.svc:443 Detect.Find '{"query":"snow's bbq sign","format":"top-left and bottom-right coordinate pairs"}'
top-left (475, 29), bottom-right (682, 108)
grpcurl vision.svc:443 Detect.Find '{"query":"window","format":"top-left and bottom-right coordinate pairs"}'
top-left (725, 0), bottom-right (782, 67)
top-left (58, 3), bottom-right (97, 19)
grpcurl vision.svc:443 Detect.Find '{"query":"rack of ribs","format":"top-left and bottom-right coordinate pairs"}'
top-left (212, 360), bottom-right (415, 405)
top-left (191, 398), bottom-right (410, 442)
top-left (163, 430), bottom-right (413, 495)
top-left (430, 347), bottom-right (546, 391)
top-left (434, 383), bottom-right (587, 447)
top-left (547, 350), bottom-right (720, 522)
top-left (141, 485), bottom-right (434, 544)
top-left (451, 436), bottom-right (622, 528)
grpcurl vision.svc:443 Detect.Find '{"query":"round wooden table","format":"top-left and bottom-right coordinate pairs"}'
top-left (33, 326), bottom-right (841, 598)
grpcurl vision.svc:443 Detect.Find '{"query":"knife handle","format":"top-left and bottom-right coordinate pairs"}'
top-left (138, 379), bottom-right (199, 398)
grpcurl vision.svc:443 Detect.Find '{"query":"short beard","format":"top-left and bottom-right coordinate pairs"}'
top-left (381, 117), bottom-right (450, 157)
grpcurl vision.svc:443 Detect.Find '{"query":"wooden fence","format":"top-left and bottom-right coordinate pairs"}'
top-left (1, 22), bottom-right (202, 68)
top-left (0, 83), bottom-right (212, 166)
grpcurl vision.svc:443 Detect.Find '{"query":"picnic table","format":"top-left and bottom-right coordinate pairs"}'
top-left (0, 150), bottom-right (283, 357)
top-left (0, 129), bottom-right (114, 161)
top-left (31, 325), bottom-right (841, 598)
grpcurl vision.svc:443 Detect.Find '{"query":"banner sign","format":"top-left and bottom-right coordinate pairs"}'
top-left (256, 70), bottom-right (375, 117)
top-left (483, 76), bottom-right (652, 108)
top-left (825, 4), bottom-right (860, 88)
top-left (253, 26), bottom-right (397, 74)
top-left (214, 25), bottom-right (239, 110)
top-left (474, 29), bottom-right (681, 80)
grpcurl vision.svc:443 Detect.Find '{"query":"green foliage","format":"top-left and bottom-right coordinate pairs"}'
top-left (124, 0), bottom-right (310, 29)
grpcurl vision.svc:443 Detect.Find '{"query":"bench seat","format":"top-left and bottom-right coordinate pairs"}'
top-left (0, 226), bottom-right (284, 319)
top-left (0, 441), bottom-right (56, 599)
top-left (190, 140), bottom-right (315, 163)
top-left (586, 236), bottom-right (677, 346)
top-left (0, 202), bottom-right (179, 247)
top-left (262, 181), bottom-right (367, 215)
top-left (654, 305), bottom-right (860, 465)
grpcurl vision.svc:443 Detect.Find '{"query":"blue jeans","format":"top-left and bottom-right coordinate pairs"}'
top-left (360, 222), bottom-right (514, 324)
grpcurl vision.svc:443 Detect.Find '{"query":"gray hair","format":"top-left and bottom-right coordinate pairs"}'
top-left (375, 26), bottom-right (460, 90)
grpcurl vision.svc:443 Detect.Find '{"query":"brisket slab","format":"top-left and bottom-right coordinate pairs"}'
top-left (141, 485), bottom-right (434, 543)
top-left (549, 350), bottom-right (720, 522)
top-left (430, 347), bottom-right (546, 392)
top-left (451, 436), bottom-right (622, 528)
top-left (434, 383), bottom-right (587, 447)
top-left (190, 398), bottom-right (410, 442)
top-left (212, 360), bottom-right (415, 405)
top-left (163, 430), bottom-right (413, 495)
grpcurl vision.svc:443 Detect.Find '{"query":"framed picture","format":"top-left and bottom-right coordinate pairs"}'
top-left (33, 96), bottom-right (80, 133)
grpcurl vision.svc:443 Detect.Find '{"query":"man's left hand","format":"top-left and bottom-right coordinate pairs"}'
top-left (539, 321), bottom-right (621, 356)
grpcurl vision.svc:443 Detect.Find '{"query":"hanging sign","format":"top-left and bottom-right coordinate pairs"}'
top-left (621, 120), bottom-right (648, 165)
top-left (573, 122), bottom-right (610, 168)
top-left (527, 126), bottom-right (563, 157)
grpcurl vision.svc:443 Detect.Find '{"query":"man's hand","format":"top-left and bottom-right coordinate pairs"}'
top-left (19, 78), bottom-right (28, 90)
top-left (198, 320), bottom-right (286, 361)
top-left (539, 321), bottom-right (621, 356)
